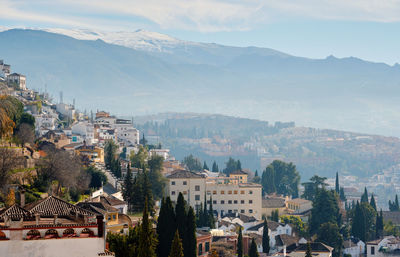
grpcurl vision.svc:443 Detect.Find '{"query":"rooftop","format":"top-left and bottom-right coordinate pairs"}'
top-left (167, 169), bottom-right (206, 179)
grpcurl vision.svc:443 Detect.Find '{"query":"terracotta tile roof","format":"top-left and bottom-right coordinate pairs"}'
top-left (262, 197), bottom-right (286, 208)
top-left (167, 169), bottom-right (205, 179)
top-left (295, 242), bottom-right (333, 252)
top-left (0, 204), bottom-right (31, 221)
top-left (247, 220), bottom-right (282, 231)
top-left (275, 234), bottom-right (299, 247)
top-left (25, 196), bottom-right (96, 217)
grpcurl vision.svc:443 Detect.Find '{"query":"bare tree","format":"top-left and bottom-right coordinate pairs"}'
top-left (16, 123), bottom-right (35, 148)
top-left (38, 149), bottom-right (82, 194)
top-left (0, 147), bottom-right (24, 192)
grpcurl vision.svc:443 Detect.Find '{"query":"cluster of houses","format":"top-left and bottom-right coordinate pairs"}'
top-left (3, 58), bottom-right (400, 257)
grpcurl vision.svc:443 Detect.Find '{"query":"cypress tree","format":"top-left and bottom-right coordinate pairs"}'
top-left (197, 203), bottom-right (204, 227)
top-left (351, 201), bottom-right (366, 242)
top-left (305, 242), bottom-right (312, 257)
top-left (157, 197), bottom-right (176, 257)
top-left (209, 196), bottom-right (215, 229)
top-left (376, 209), bottom-right (384, 239)
top-left (335, 172), bottom-right (339, 194)
top-left (143, 171), bottom-right (154, 214)
top-left (370, 194), bottom-right (377, 211)
top-left (183, 207), bottom-right (197, 257)
top-left (122, 164), bottom-right (134, 211)
top-left (395, 195), bottom-right (399, 210)
top-left (249, 238), bottom-right (259, 257)
top-left (203, 194), bottom-right (208, 226)
top-left (138, 198), bottom-right (157, 257)
top-left (255, 170), bottom-right (259, 177)
top-left (176, 193), bottom-right (187, 240)
top-left (262, 219), bottom-right (270, 254)
top-left (169, 230), bottom-right (184, 257)
top-left (212, 161), bottom-right (219, 173)
top-left (203, 161), bottom-right (209, 171)
top-left (340, 187), bottom-right (346, 201)
top-left (361, 187), bottom-right (368, 203)
top-left (237, 227), bottom-right (243, 257)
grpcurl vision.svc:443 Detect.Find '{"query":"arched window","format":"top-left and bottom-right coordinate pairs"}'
top-left (63, 228), bottom-right (76, 237)
top-left (26, 230), bottom-right (41, 240)
top-left (80, 228), bottom-right (94, 237)
top-left (0, 230), bottom-right (7, 240)
top-left (45, 229), bottom-right (59, 239)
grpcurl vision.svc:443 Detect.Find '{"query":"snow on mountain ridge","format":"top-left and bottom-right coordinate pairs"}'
top-left (42, 28), bottom-right (195, 52)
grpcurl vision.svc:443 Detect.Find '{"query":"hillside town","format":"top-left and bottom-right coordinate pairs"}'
top-left (2, 59), bottom-right (400, 257)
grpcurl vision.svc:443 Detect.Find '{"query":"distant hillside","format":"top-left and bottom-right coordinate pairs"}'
top-left (1, 29), bottom-right (400, 136)
top-left (136, 113), bottom-right (400, 180)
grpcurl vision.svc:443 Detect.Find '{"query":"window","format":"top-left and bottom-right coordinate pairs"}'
top-left (171, 191), bottom-right (176, 195)
top-left (241, 190), bottom-right (245, 194)
top-left (371, 246), bottom-right (375, 255)
top-left (183, 181), bottom-right (187, 185)
top-left (249, 190), bottom-right (253, 194)
top-left (234, 190), bottom-right (238, 194)
top-left (213, 190), bottom-right (217, 195)
top-left (249, 200), bottom-right (253, 204)
top-left (228, 210), bottom-right (232, 213)
top-left (183, 191), bottom-right (187, 195)
top-left (205, 242), bottom-right (210, 252)
top-left (195, 185), bottom-right (200, 191)
top-left (221, 190), bottom-right (225, 195)
top-left (113, 215), bottom-right (116, 220)
top-left (221, 200), bottom-right (225, 204)
top-left (207, 190), bottom-right (211, 195)
top-left (249, 209), bottom-right (253, 213)
top-left (241, 209), bottom-right (245, 213)
top-left (241, 200), bottom-right (245, 204)
top-left (207, 200), bottom-right (211, 204)
top-left (234, 200), bottom-right (238, 204)
top-left (195, 195), bottom-right (200, 201)
top-left (171, 181), bottom-right (175, 185)
top-left (228, 200), bottom-right (232, 204)
top-left (213, 200), bottom-right (217, 204)
top-left (228, 190), bottom-right (232, 195)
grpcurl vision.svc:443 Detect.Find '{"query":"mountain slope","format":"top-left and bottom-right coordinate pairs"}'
top-left (1, 29), bottom-right (400, 136)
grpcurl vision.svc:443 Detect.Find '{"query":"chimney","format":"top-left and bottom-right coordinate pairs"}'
top-left (20, 188), bottom-right (26, 207)
top-left (35, 213), bottom-right (40, 225)
top-left (53, 214), bottom-right (58, 224)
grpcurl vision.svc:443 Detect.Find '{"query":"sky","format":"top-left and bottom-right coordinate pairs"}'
top-left (1, 0), bottom-right (400, 65)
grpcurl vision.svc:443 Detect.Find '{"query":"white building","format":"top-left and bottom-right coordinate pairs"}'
top-left (7, 73), bottom-right (26, 90)
top-left (71, 121), bottom-right (96, 144)
top-left (167, 170), bottom-right (263, 219)
top-left (246, 220), bottom-right (293, 251)
top-left (367, 236), bottom-right (400, 257)
top-left (343, 238), bottom-right (365, 257)
top-left (56, 103), bottom-right (75, 119)
top-left (150, 149), bottom-right (170, 160)
top-left (34, 115), bottom-right (57, 135)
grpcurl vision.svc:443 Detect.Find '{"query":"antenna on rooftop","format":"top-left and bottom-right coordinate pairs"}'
top-left (73, 98), bottom-right (76, 108)
top-left (59, 91), bottom-right (63, 104)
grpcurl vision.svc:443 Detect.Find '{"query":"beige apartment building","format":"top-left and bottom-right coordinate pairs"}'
top-left (167, 170), bottom-right (262, 219)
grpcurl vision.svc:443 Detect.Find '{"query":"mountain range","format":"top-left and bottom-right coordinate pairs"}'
top-left (1, 28), bottom-right (400, 136)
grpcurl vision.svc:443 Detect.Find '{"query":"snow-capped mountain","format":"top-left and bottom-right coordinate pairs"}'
top-left (43, 28), bottom-right (195, 52)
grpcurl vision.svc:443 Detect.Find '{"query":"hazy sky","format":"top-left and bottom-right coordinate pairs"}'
top-left (1, 0), bottom-right (400, 64)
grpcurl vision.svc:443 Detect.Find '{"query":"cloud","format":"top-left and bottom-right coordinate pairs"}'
top-left (1, 0), bottom-right (400, 32)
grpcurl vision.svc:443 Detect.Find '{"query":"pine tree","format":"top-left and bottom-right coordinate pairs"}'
top-left (305, 242), bottom-right (312, 257)
top-left (361, 187), bottom-right (368, 203)
top-left (138, 198), bottom-right (157, 257)
top-left (169, 230), bottom-right (184, 257)
top-left (335, 172), bottom-right (339, 194)
top-left (176, 193), bottom-right (187, 240)
top-left (203, 161), bottom-right (209, 171)
top-left (370, 194), bottom-right (377, 211)
top-left (262, 219), bottom-right (270, 254)
top-left (249, 238), bottom-right (259, 257)
top-left (237, 227), bottom-right (243, 257)
top-left (183, 207), bottom-right (197, 257)
top-left (157, 197), bottom-right (177, 257)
